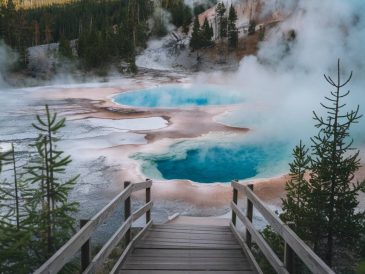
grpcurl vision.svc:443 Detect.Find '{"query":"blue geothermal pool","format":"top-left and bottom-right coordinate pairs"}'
top-left (113, 85), bottom-right (243, 108)
top-left (137, 141), bottom-right (291, 183)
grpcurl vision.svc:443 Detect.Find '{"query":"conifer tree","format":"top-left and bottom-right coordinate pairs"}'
top-left (309, 60), bottom-right (365, 266)
top-left (248, 19), bottom-right (256, 35)
top-left (281, 60), bottom-right (365, 269)
top-left (0, 145), bottom-right (32, 274)
top-left (228, 4), bottom-right (238, 48)
top-left (190, 16), bottom-right (202, 51)
top-left (58, 35), bottom-right (73, 59)
top-left (216, 2), bottom-right (227, 39)
top-left (202, 17), bottom-right (213, 47)
top-left (281, 141), bottom-right (311, 239)
top-left (26, 105), bottom-right (79, 263)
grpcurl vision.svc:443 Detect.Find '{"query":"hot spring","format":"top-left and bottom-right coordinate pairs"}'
top-left (135, 139), bottom-right (292, 183)
top-left (113, 84), bottom-right (244, 108)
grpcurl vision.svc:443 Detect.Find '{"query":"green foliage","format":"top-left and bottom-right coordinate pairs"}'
top-left (227, 4), bottom-right (238, 48)
top-left (358, 261), bottom-right (365, 274)
top-left (150, 8), bottom-right (168, 37)
top-left (281, 141), bottom-right (312, 240)
top-left (202, 18), bottom-right (213, 45)
top-left (190, 17), bottom-right (213, 52)
top-left (58, 35), bottom-right (73, 59)
top-left (248, 19), bottom-right (256, 35)
top-left (259, 26), bottom-right (265, 41)
top-left (0, 0), bottom-right (153, 72)
top-left (162, 0), bottom-right (192, 31)
top-left (255, 226), bottom-right (284, 274)
top-left (0, 146), bottom-right (33, 274)
top-left (26, 105), bottom-right (79, 262)
top-left (310, 60), bottom-right (364, 266)
top-left (215, 2), bottom-right (227, 39)
top-left (281, 60), bottom-right (365, 270)
top-left (190, 16), bottom-right (201, 51)
top-left (0, 106), bottom-right (79, 272)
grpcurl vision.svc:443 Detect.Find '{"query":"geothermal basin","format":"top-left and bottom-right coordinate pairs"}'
top-left (135, 139), bottom-right (291, 183)
top-left (113, 84), bottom-right (244, 108)
top-left (112, 84), bottom-right (291, 184)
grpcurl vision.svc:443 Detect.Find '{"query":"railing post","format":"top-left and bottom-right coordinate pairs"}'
top-left (246, 184), bottom-right (254, 248)
top-left (80, 219), bottom-right (91, 272)
top-left (124, 181), bottom-right (131, 244)
top-left (284, 222), bottom-right (296, 273)
top-left (146, 179), bottom-right (151, 223)
top-left (232, 180), bottom-right (238, 226)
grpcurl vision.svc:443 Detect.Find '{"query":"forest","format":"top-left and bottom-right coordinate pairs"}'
top-left (0, 0), bottom-right (196, 73)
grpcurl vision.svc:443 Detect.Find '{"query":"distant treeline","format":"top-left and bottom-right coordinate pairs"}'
top-left (0, 0), bottom-right (194, 72)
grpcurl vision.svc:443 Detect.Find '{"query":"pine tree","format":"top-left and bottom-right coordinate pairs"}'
top-left (227, 4), bottom-right (238, 48)
top-left (281, 141), bottom-right (311, 240)
top-left (58, 35), bottom-right (73, 59)
top-left (202, 17), bottom-right (213, 47)
top-left (309, 60), bottom-right (365, 266)
top-left (0, 145), bottom-right (32, 274)
top-left (26, 105), bottom-right (79, 263)
top-left (215, 2), bottom-right (227, 39)
top-left (281, 60), bottom-right (365, 270)
top-left (248, 19), bottom-right (256, 35)
top-left (190, 16), bottom-right (202, 51)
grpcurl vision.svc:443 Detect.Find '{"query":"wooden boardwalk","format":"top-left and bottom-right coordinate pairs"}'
top-left (120, 224), bottom-right (255, 274)
top-left (34, 180), bottom-right (335, 274)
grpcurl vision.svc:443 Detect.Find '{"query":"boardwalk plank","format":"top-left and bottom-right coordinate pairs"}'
top-left (145, 231), bottom-right (237, 241)
top-left (131, 248), bottom-right (244, 258)
top-left (140, 237), bottom-right (239, 245)
top-left (122, 271), bottom-right (256, 274)
top-left (119, 224), bottom-right (255, 274)
top-left (122, 263), bottom-right (251, 270)
top-left (150, 228), bottom-right (234, 235)
top-left (125, 257), bottom-right (249, 264)
top-left (152, 224), bottom-right (231, 231)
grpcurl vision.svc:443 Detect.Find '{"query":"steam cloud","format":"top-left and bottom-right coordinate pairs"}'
top-left (215, 0), bottom-right (365, 154)
top-left (0, 40), bottom-right (17, 88)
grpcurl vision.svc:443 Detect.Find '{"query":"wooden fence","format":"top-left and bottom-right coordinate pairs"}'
top-left (231, 180), bottom-right (335, 274)
top-left (34, 179), bottom-right (153, 274)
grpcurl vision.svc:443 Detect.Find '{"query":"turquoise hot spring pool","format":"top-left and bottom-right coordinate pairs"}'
top-left (137, 141), bottom-right (291, 183)
top-left (113, 84), bottom-right (244, 108)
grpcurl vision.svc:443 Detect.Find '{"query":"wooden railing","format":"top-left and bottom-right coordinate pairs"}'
top-left (231, 180), bottom-right (335, 274)
top-left (34, 179), bottom-right (153, 274)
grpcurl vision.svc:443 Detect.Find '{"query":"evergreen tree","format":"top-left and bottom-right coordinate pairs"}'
top-left (248, 19), bottom-right (256, 35)
top-left (26, 105), bottom-right (79, 264)
top-left (190, 16), bottom-right (214, 52)
top-left (281, 60), bottom-right (365, 270)
top-left (215, 2), bottom-right (227, 39)
top-left (281, 141), bottom-right (312, 240)
top-left (190, 16), bottom-right (202, 51)
top-left (202, 17), bottom-right (213, 47)
top-left (309, 60), bottom-right (365, 266)
top-left (227, 4), bottom-right (238, 48)
top-left (0, 145), bottom-right (32, 274)
top-left (182, 5), bottom-right (193, 34)
top-left (58, 35), bottom-right (73, 59)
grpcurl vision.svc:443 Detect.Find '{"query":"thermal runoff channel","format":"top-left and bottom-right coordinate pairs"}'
top-left (113, 84), bottom-right (244, 108)
top-left (136, 138), bottom-right (292, 183)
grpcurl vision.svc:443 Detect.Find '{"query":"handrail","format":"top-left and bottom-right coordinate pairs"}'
top-left (34, 179), bottom-right (153, 274)
top-left (231, 181), bottom-right (335, 274)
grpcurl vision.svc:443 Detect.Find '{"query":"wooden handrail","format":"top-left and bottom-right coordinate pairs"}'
top-left (231, 181), bottom-right (335, 274)
top-left (34, 179), bottom-right (153, 274)
top-left (231, 202), bottom-right (289, 274)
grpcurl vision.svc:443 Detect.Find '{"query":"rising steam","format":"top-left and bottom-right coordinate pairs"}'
top-left (215, 0), bottom-right (365, 152)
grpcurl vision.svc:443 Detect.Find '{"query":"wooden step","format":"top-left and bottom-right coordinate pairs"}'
top-left (119, 223), bottom-right (255, 273)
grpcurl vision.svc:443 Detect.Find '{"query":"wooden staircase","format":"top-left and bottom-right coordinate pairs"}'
top-left (120, 223), bottom-right (255, 274)
top-left (34, 179), bottom-right (335, 274)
